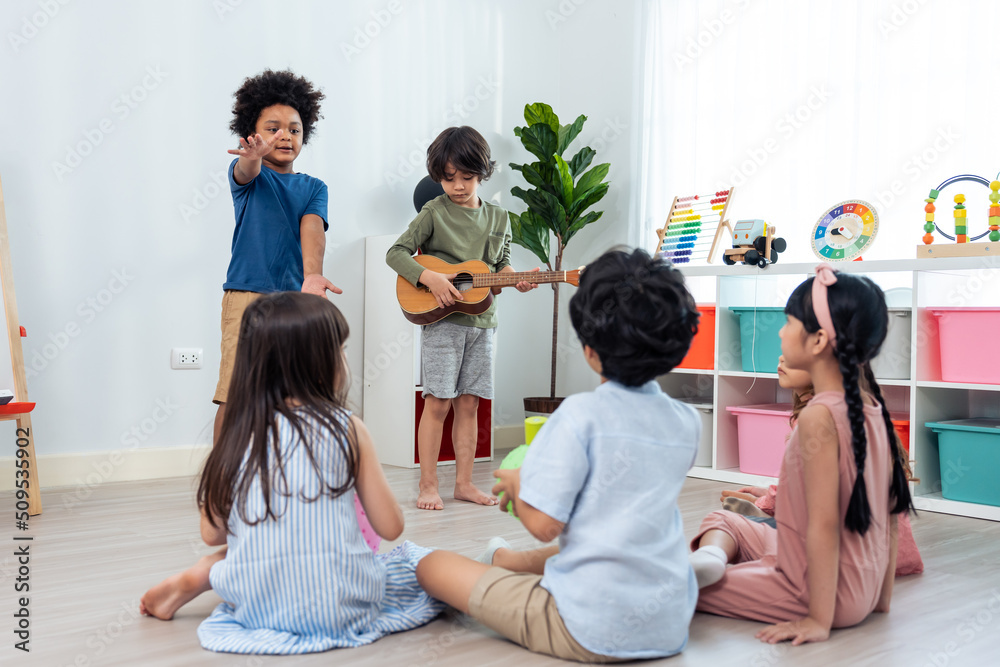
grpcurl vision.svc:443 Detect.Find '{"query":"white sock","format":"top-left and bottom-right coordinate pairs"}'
top-left (690, 545), bottom-right (728, 588)
top-left (475, 537), bottom-right (511, 565)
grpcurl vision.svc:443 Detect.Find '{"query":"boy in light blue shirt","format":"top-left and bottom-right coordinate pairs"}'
top-left (417, 247), bottom-right (702, 662)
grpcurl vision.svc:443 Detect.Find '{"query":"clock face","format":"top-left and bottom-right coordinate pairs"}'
top-left (812, 200), bottom-right (878, 261)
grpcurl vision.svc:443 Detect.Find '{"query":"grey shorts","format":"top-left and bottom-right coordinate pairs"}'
top-left (420, 320), bottom-right (495, 400)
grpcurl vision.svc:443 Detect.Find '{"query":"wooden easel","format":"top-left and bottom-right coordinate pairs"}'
top-left (0, 174), bottom-right (41, 515)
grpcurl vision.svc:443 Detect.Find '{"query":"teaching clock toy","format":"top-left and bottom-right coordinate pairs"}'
top-left (811, 199), bottom-right (879, 261)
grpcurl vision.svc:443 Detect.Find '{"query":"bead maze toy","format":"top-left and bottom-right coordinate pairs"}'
top-left (811, 200), bottom-right (879, 261)
top-left (720, 219), bottom-right (787, 268)
top-left (917, 174), bottom-right (1000, 258)
top-left (654, 188), bottom-right (735, 264)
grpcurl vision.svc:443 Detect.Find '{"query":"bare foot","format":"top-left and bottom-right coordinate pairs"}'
top-left (141, 551), bottom-right (222, 620)
top-left (417, 482), bottom-right (444, 511)
top-left (454, 482), bottom-right (498, 506)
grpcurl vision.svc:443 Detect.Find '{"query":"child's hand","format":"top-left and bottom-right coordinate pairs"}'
top-left (721, 490), bottom-right (758, 503)
top-left (228, 130), bottom-right (284, 161)
top-left (420, 270), bottom-right (464, 308)
top-left (492, 267), bottom-right (540, 295)
top-left (492, 468), bottom-right (521, 515)
top-left (301, 274), bottom-right (343, 298)
top-left (514, 267), bottom-right (541, 293)
top-left (739, 486), bottom-right (769, 497)
top-left (755, 616), bottom-right (830, 645)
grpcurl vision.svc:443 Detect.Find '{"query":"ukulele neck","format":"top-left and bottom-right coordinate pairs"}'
top-left (471, 271), bottom-right (564, 288)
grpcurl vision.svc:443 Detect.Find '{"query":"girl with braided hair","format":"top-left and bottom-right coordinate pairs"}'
top-left (689, 264), bottom-right (914, 645)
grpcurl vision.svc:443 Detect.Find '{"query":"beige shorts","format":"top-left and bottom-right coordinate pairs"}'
top-left (213, 290), bottom-right (263, 404)
top-left (468, 567), bottom-right (624, 663)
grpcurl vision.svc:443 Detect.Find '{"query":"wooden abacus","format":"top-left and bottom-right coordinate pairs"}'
top-left (918, 174), bottom-right (1000, 258)
top-left (654, 187), bottom-right (735, 264)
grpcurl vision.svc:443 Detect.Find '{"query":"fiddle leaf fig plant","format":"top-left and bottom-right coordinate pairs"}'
top-left (508, 102), bottom-right (611, 404)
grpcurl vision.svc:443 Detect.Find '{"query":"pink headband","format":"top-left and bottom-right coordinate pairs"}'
top-left (812, 263), bottom-right (839, 348)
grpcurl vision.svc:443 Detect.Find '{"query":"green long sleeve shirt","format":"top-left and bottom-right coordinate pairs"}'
top-left (386, 194), bottom-right (511, 328)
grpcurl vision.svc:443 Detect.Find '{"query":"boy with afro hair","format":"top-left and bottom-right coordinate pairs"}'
top-left (214, 69), bottom-right (340, 442)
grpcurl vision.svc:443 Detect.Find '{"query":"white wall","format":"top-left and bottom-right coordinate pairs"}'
top-left (0, 0), bottom-right (638, 474)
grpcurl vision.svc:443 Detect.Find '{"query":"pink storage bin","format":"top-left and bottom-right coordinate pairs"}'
top-left (726, 403), bottom-right (793, 477)
top-left (928, 307), bottom-right (1000, 385)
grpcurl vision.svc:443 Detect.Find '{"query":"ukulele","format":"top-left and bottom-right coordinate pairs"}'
top-left (396, 255), bottom-right (582, 325)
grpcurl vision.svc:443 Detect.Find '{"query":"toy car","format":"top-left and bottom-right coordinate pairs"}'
top-left (722, 219), bottom-right (787, 268)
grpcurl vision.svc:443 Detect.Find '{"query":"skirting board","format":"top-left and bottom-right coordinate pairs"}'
top-left (0, 444), bottom-right (212, 493)
top-left (0, 427), bottom-right (526, 493)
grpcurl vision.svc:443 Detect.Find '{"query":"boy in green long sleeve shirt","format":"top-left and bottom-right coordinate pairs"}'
top-left (387, 126), bottom-right (537, 510)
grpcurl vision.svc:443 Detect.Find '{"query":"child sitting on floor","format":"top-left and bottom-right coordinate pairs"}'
top-left (141, 293), bottom-right (443, 654)
top-left (415, 248), bottom-right (703, 662)
top-left (690, 265), bottom-right (915, 645)
top-left (719, 356), bottom-right (923, 577)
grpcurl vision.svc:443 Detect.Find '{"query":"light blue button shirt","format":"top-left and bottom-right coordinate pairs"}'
top-left (518, 380), bottom-right (700, 659)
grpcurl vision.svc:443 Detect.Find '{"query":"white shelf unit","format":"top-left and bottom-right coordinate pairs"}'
top-left (663, 257), bottom-right (1000, 522)
top-left (363, 234), bottom-right (493, 468)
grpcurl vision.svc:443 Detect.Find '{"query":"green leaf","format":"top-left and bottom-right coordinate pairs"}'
top-left (524, 103), bottom-right (560, 134)
top-left (567, 183), bottom-right (610, 222)
top-left (553, 155), bottom-right (574, 208)
top-left (573, 163), bottom-right (610, 200)
top-left (557, 114), bottom-right (587, 155)
top-left (517, 123), bottom-right (558, 162)
top-left (517, 162), bottom-right (560, 198)
top-left (568, 146), bottom-right (596, 178)
top-left (510, 210), bottom-right (551, 265)
top-left (515, 186), bottom-right (568, 235)
top-left (563, 210), bottom-right (602, 245)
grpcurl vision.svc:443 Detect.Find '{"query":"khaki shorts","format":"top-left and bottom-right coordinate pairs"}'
top-left (213, 290), bottom-right (263, 404)
top-left (468, 567), bottom-right (624, 663)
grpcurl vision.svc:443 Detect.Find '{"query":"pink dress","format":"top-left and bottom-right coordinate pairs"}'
top-left (694, 392), bottom-right (894, 627)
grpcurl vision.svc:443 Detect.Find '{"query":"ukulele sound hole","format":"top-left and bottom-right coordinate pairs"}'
top-left (453, 274), bottom-right (474, 292)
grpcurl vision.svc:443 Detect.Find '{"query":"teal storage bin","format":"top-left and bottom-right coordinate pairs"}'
top-left (729, 306), bottom-right (787, 373)
top-left (925, 419), bottom-right (1000, 507)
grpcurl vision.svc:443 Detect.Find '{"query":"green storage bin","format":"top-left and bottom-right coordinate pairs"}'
top-left (729, 306), bottom-right (787, 373)
top-left (925, 419), bottom-right (1000, 507)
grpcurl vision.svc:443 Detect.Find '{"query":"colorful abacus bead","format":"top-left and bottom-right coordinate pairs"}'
top-left (923, 191), bottom-right (938, 244)
top-left (954, 194), bottom-right (967, 243)
top-left (991, 182), bottom-right (1000, 242)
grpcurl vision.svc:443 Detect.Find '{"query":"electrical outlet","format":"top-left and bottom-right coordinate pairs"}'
top-left (171, 348), bottom-right (203, 370)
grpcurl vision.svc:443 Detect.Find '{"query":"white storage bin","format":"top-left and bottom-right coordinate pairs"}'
top-left (870, 307), bottom-right (911, 379)
top-left (680, 399), bottom-right (713, 467)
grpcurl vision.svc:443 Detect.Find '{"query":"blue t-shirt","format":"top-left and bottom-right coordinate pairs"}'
top-left (518, 380), bottom-right (701, 660)
top-left (224, 159), bottom-right (329, 293)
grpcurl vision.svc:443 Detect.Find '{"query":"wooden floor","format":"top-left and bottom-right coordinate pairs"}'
top-left (3, 460), bottom-right (1000, 666)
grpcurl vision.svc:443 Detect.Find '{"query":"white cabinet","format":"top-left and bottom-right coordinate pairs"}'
top-left (668, 257), bottom-right (1000, 521)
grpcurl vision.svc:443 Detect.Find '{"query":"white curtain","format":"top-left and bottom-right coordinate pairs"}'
top-left (635, 0), bottom-right (1000, 263)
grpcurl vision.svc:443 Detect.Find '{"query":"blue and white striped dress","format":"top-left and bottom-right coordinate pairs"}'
top-left (197, 411), bottom-right (443, 654)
